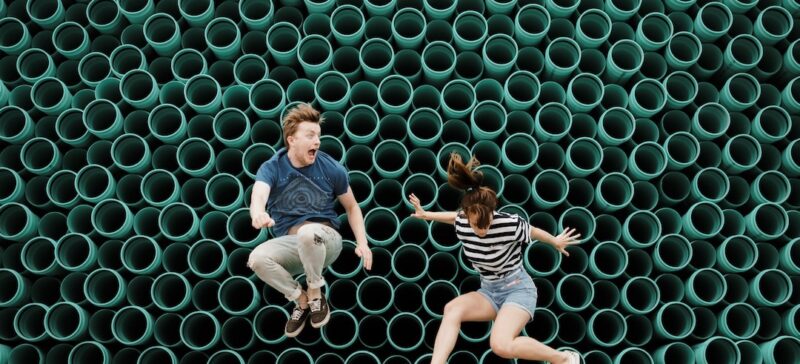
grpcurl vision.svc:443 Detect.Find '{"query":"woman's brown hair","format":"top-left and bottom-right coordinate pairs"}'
top-left (447, 152), bottom-right (498, 229)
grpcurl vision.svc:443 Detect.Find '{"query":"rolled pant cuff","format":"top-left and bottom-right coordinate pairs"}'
top-left (285, 285), bottom-right (303, 302)
top-left (306, 277), bottom-right (326, 290)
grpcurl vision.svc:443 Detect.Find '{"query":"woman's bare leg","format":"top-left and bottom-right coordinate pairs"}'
top-left (489, 306), bottom-right (573, 363)
top-left (430, 292), bottom-right (497, 364)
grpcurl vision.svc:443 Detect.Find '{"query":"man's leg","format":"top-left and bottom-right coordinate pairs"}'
top-left (296, 223), bottom-right (342, 328)
top-left (248, 236), bottom-right (306, 302)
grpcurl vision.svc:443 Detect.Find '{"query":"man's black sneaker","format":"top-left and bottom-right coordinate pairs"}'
top-left (309, 295), bottom-right (330, 328)
top-left (285, 305), bottom-right (310, 337)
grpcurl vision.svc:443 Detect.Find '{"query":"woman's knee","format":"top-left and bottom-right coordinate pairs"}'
top-left (442, 301), bottom-right (465, 320)
top-left (489, 336), bottom-right (515, 359)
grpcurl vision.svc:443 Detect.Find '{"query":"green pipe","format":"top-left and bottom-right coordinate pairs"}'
top-left (620, 209), bottom-right (661, 248)
top-left (315, 310), bottom-right (356, 349)
top-left (746, 203), bottom-right (789, 240)
top-left (634, 12), bottom-right (673, 52)
top-left (344, 144), bottom-right (374, 175)
top-left (749, 269), bottom-right (792, 307)
top-left (500, 173), bottom-right (531, 206)
top-left (663, 131), bottom-right (699, 170)
top-left (54, 232), bottom-right (98, 272)
top-left (652, 234), bottom-right (692, 272)
top-left (293, 36), bottom-right (331, 80)
top-left (689, 43), bottom-right (723, 80)
top-left (566, 73), bottom-right (603, 113)
top-left (85, 0), bottom-right (123, 34)
top-left (626, 141), bottom-right (667, 181)
top-left (751, 106), bottom-right (791, 143)
top-left (348, 80), bottom-right (378, 108)
top-left (564, 136), bottom-right (601, 177)
top-left (482, 34), bottom-right (517, 79)
top-left (75, 164), bottom-right (115, 204)
top-left (628, 78), bottom-right (666, 118)
top-left (0, 268), bottom-right (29, 307)
top-left (120, 69), bottom-right (159, 109)
top-left (188, 280), bottom-right (221, 314)
top-left (227, 208), bottom-right (265, 246)
top-left (118, 0), bottom-right (154, 24)
top-left (720, 73), bottom-right (760, 111)
top-left (453, 11), bottom-right (488, 51)
top-left (176, 0), bottom-right (214, 27)
top-left (454, 51), bottom-right (484, 83)
top-left (364, 0), bottom-right (395, 17)
top-left (588, 241), bottom-right (627, 280)
top-left (689, 167), bottom-right (729, 203)
top-left (330, 5), bottom-right (364, 47)
top-left (694, 337), bottom-right (741, 364)
top-left (157, 202), bottom-right (198, 242)
top-left (217, 276), bottom-right (258, 316)
top-left (237, 0), bottom-right (272, 30)
top-left (252, 306), bottom-right (289, 345)
top-left (505, 110), bottom-right (535, 137)
top-left (83, 99), bottom-right (123, 140)
top-left (654, 301), bottom-right (696, 340)
top-left (170, 49), bottom-right (207, 83)
top-left (65, 204), bottom-right (93, 237)
top-left (603, 0), bottom-right (640, 21)
top-left (665, 31), bottom-right (702, 70)
top-left (723, 34), bottom-right (763, 76)
top-left (390, 244), bottom-right (428, 283)
top-left (31, 77), bottom-right (72, 116)
top-left (754, 6), bottom-right (793, 45)
top-left (662, 71), bottom-right (697, 109)
top-left (67, 341), bottom-right (113, 364)
top-left (543, 37), bottom-right (580, 82)
top-left (593, 213), bottom-right (622, 244)
top-left (405, 108), bottom-right (441, 148)
top-left (468, 140), bottom-right (500, 169)
top-left (0, 106), bottom-right (35, 146)
top-left (556, 312), bottom-right (586, 346)
top-left (25, 0), bottom-right (65, 29)
top-left (96, 239), bottom-right (123, 271)
top-left (376, 76), bottom-right (413, 116)
top-left (780, 238), bottom-right (800, 274)
top-left (500, 70), bottom-right (538, 111)
top-left (120, 236), bottom-right (162, 275)
top-left (691, 102), bottom-right (729, 140)
top-left (534, 102), bottom-right (570, 142)
top-left (681, 201), bottom-right (725, 240)
top-left (141, 13), bottom-right (180, 56)
top-left (619, 276), bottom-right (660, 315)
top-left (385, 313), bottom-right (424, 353)
top-left (604, 40), bottom-right (643, 84)
top-left (783, 78), bottom-right (800, 115)
top-left (187, 239), bottom-right (227, 279)
top-left (722, 134), bottom-right (761, 173)
top-left (720, 208), bottom-right (746, 237)
top-left (344, 104), bottom-right (379, 144)
top-left (723, 273), bottom-right (750, 305)
top-left (531, 169), bottom-right (569, 209)
top-left (175, 138), bottom-right (214, 177)
top-left (109, 44), bottom-right (146, 78)
top-left (759, 336), bottom-right (800, 364)
top-left (203, 17), bottom-right (240, 60)
top-left (586, 309), bottom-right (626, 347)
top-left (0, 18), bottom-right (30, 55)
top-left (37, 211), bottom-right (67, 241)
top-left (90, 199), bottom-right (133, 239)
top-left (110, 134), bottom-right (150, 174)
top-left (124, 276), bottom-right (154, 310)
top-left (83, 268), bottom-right (127, 308)
top-left (578, 48), bottom-right (605, 75)
top-left (591, 280), bottom-right (620, 311)
top-left (209, 350), bottom-right (245, 364)
top-left (314, 71), bottom-right (349, 112)
top-left (151, 272), bottom-right (192, 313)
top-left (13, 303), bottom-right (48, 342)
top-left (693, 2), bottom-right (733, 42)
top-left (371, 140), bottom-right (408, 179)
top-left (685, 268), bottom-right (727, 306)
top-left (422, 280), bottom-right (459, 319)
top-left (276, 348), bottom-right (312, 364)
top-left (594, 172), bottom-right (633, 212)
top-left (751, 170), bottom-right (791, 205)
top-left (45, 170), bottom-right (79, 209)
top-left (211, 108), bottom-right (250, 148)
top-left (420, 41), bottom-right (455, 86)
top-left (184, 74), bottom-right (222, 114)
top-left (555, 274), bottom-right (594, 312)
top-left (137, 346), bottom-right (176, 364)
top-left (110, 306), bottom-right (152, 346)
top-left (140, 169), bottom-right (180, 207)
top-left (717, 303), bottom-right (760, 340)
top-left (422, 0), bottom-right (455, 19)
top-left (17, 49), bottom-right (55, 84)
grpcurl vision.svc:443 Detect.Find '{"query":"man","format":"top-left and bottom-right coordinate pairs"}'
top-left (247, 103), bottom-right (372, 337)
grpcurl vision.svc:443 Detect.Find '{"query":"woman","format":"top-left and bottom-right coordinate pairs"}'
top-left (409, 153), bottom-right (581, 364)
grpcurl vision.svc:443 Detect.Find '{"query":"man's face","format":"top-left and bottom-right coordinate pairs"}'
top-left (288, 121), bottom-right (321, 166)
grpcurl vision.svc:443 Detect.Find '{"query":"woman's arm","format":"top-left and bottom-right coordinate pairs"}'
top-left (530, 226), bottom-right (581, 256)
top-left (408, 193), bottom-right (459, 225)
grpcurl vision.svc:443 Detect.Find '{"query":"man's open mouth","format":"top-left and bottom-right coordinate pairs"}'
top-left (308, 148), bottom-right (318, 158)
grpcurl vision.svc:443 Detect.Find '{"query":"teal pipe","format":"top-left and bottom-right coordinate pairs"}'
top-left (180, 311), bottom-right (220, 351)
top-left (120, 69), bottom-right (159, 109)
top-left (723, 34), bottom-right (763, 76)
top-left (386, 313), bottom-right (425, 353)
top-left (137, 346), bottom-right (177, 364)
top-left (295, 35), bottom-right (332, 80)
top-left (534, 102), bottom-right (571, 142)
top-left (543, 37), bottom-right (580, 81)
top-left (760, 336), bottom-right (800, 364)
top-left (722, 134), bottom-right (761, 173)
top-left (663, 131), bottom-right (700, 171)
top-left (746, 203), bottom-right (789, 240)
top-left (587, 309), bottom-right (626, 347)
top-left (0, 18), bottom-right (31, 55)
top-left (170, 49), bottom-right (207, 83)
top-left (250, 79), bottom-right (286, 118)
top-left (349, 80), bottom-right (378, 108)
top-left (151, 272), bottom-right (192, 313)
top-left (555, 274), bottom-right (594, 312)
top-left (783, 77), bottom-right (800, 114)
top-left (531, 169), bottom-right (569, 209)
top-left (110, 306), bottom-right (152, 346)
top-left (233, 55), bottom-right (268, 87)
top-left (718, 303), bottom-right (760, 340)
top-left (391, 8), bottom-right (425, 50)
top-left (218, 276), bottom-right (259, 315)
top-left (750, 269), bottom-right (792, 307)
top-left (390, 244), bottom-right (428, 283)
top-left (655, 208), bottom-right (682, 236)
top-left (421, 41), bottom-right (455, 86)
top-left (314, 71), bottom-right (350, 112)
top-left (481, 34), bottom-right (517, 79)
top-left (751, 170), bottom-right (791, 205)
top-left (344, 104), bottom-right (379, 144)
top-left (566, 73), bottom-right (603, 113)
top-left (140, 169), bottom-right (180, 207)
top-left (720, 73), bottom-right (760, 111)
top-left (330, 5), bottom-right (364, 47)
top-left (422, 0), bottom-right (455, 19)
top-left (501, 70), bottom-right (538, 111)
top-left (83, 268), bottom-right (127, 308)
top-left (634, 12), bottom-right (673, 52)
top-left (158, 202), bottom-right (198, 242)
top-left (564, 137), bottom-right (601, 177)
top-left (176, 138), bottom-right (215, 177)
top-left (76, 52), bottom-right (110, 90)
top-left (576, 9), bottom-right (612, 49)
top-left (603, 0), bottom-right (640, 21)
top-left (13, 303), bottom-right (48, 342)
top-left (604, 40), bottom-right (643, 84)
top-left (31, 77), bottom-right (72, 116)
top-left (364, 0), bottom-right (395, 17)
top-left (56, 109), bottom-right (90, 148)
top-left (500, 174), bottom-right (531, 206)
top-left (691, 102), bottom-right (730, 140)
top-left (177, 0), bottom-right (214, 27)
top-left (212, 108), bottom-right (251, 148)
top-left (654, 302), bottom-right (696, 340)
top-left (372, 140), bottom-right (408, 179)
top-left (85, 0), bottom-right (123, 34)
top-left (276, 348), bottom-right (313, 364)
top-left (143, 13), bottom-right (180, 56)
top-left (406, 108), bottom-right (442, 147)
top-left (622, 210), bottom-right (661, 248)
top-left (453, 11), bottom-right (488, 51)
top-left (0, 268), bottom-right (29, 307)
top-left (754, 6), bottom-right (793, 45)
top-left (184, 74), bottom-right (222, 114)
top-left (682, 202), bottom-right (724, 240)
top-left (87, 309), bottom-right (115, 343)
top-left (653, 234), bottom-right (692, 272)
top-left (752, 106), bottom-right (791, 143)
top-left (377, 75), bottom-right (413, 115)
top-left (628, 78), bottom-right (666, 118)
top-left (204, 18), bottom-right (240, 60)
top-left (620, 276), bottom-right (660, 315)
top-left (26, 0), bottom-right (65, 29)
top-left (188, 239), bottom-right (227, 279)
top-left (596, 107), bottom-right (635, 146)
top-left (118, 0), bottom-right (154, 24)
top-left (17, 49), bottom-right (55, 84)
top-left (121, 236), bottom-right (162, 275)
top-left (111, 134), bottom-right (150, 174)
top-left (46, 170), bottom-right (80, 209)
top-left (91, 199), bottom-right (133, 239)
top-left (21, 237), bottom-right (62, 275)
top-left (588, 241), bottom-right (627, 280)
top-left (0, 106), bottom-right (34, 145)
top-left (109, 44), bottom-right (146, 78)
top-left (75, 164), bottom-right (115, 203)
top-left (626, 141), bottom-right (667, 181)
top-left (663, 71), bottom-right (697, 109)
top-left (694, 2), bottom-right (733, 42)
top-left (665, 31), bottom-right (702, 70)
top-left (0, 203), bottom-right (37, 243)
top-left (402, 173), bottom-right (437, 211)
top-left (228, 208), bottom-right (267, 247)
top-left (436, 143), bottom-right (470, 180)
top-left (594, 172), bottom-right (633, 212)
top-left (780, 238), bottom-right (800, 274)
top-left (253, 306), bottom-right (288, 345)
top-left (685, 268), bottom-right (727, 306)
top-left (83, 99), bottom-right (122, 140)
top-left (512, 5), bottom-right (549, 47)
top-left (690, 167), bottom-right (729, 203)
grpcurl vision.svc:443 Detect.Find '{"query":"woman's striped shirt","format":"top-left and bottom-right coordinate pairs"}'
top-left (454, 211), bottom-right (532, 281)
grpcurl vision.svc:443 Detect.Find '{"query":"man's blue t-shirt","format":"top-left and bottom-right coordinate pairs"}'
top-left (255, 148), bottom-right (349, 237)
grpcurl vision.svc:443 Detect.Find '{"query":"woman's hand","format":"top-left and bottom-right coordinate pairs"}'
top-left (552, 227), bottom-right (581, 256)
top-left (408, 193), bottom-right (428, 220)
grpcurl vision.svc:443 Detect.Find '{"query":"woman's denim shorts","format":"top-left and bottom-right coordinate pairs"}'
top-left (476, 267), bottom-right (538, 322)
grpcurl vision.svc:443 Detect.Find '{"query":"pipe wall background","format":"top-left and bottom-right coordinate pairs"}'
top-left (0, 0), bottom-right (799, 363)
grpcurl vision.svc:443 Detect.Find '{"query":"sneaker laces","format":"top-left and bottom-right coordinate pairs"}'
top-left (309, 299), bottom-right (321, 312)
top-left (290, 307), bottom-right (305, 320)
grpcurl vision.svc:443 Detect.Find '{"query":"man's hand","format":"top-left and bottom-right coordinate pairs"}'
top-left (552, 227), bottom-right (581, 256)
top-left (408, 193), bottom-right (428, 220)
top-left (354, 243), bottom-right (372, 270)
top-left (251, 212), bottom-right (275, 229)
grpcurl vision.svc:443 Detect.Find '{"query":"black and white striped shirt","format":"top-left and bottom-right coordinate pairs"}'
top-left (455, 211), bottom-right (532, 280)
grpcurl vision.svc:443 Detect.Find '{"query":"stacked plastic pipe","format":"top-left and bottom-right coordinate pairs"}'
top-left (0, 0), bottom-right (799, 363)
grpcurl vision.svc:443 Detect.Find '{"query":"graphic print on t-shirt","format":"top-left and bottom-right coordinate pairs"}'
top-left (271, 173), bottom-right (330, 217)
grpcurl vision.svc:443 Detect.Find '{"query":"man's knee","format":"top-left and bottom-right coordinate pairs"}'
top-left (248, 248), bottom-right (277, 272)
top-left (296, 225), bottom-right (322, 249)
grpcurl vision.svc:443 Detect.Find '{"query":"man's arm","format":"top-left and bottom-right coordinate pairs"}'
top-left (250, 181), bottom-right (274, 228)
top-left (338, 187), bottom-right (373, 270)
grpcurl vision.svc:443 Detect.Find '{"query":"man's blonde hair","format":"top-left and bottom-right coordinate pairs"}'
top-left (282, 103), bottom-right (324, 147)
